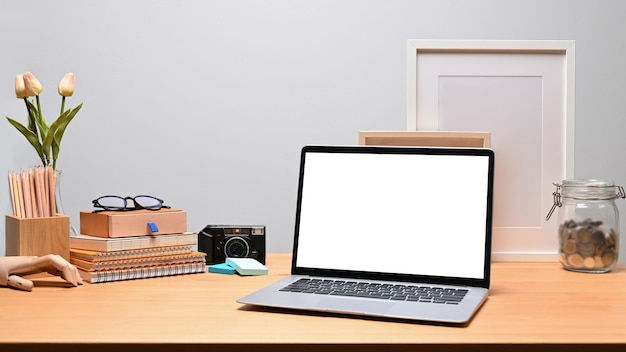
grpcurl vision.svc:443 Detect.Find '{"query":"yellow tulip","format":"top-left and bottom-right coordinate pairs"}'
top-left (22, 72), bottom-right (43, 96)
top-left (58, 73), bottom-right (75, 97)
top-left (15, 74), bottom-right (27, 99)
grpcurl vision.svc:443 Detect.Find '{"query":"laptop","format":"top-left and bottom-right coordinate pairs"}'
top-left (237, 145), bottom-right (494, 325)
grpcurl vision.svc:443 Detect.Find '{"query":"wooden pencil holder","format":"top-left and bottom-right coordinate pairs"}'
top-left (5, 214), bottom-right (70, 261)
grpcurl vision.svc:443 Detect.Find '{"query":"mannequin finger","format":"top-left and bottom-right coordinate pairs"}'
top-left (30, 254), bottom-right (61, 274)
top-left (62, 263), bottom-right (83, 286)
top-left (36, 254), bottom-right (74, 277)
top-left (57, 256), bottom-right (83, 285)
top-left (56, 256), bottom-right (83, 285)
top-left (60, 265), bottom-right (79, 286)
top-left (75, 267), bottom-right (84, 285)
top-left (7, 275), bottom-right (34, 292)
top-left (70, 264), bottom-right (83, 285)
top-left (29, 254), bottom-right (81, 286)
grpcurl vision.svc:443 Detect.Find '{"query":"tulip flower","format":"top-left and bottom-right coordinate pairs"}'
top-left (5, 71), bottom-right (83, 170)
top-left (58, 73), bottom-right (75, 116)
top-left (15, 74), bottom-right (27, 99)
top-left (58, 73), bottom-right (74, 97)
top-left (22, 72), bottom-right (43, 97)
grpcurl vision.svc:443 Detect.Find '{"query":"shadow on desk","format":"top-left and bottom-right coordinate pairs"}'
top-left (237, 301), bottom-right (477, 328)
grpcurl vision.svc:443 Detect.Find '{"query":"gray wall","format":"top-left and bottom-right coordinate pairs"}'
top-left (2, 0), bottom-right (626, 260)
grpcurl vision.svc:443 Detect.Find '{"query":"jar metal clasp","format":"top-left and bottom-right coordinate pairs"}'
top-left (545, 183), bottom-right (562, 221)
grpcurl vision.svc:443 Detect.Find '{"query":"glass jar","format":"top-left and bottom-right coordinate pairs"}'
top-left (547, 179), bottom-right (625, 273)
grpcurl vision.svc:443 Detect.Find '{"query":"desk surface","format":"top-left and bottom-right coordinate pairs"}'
top-left (1, 254), bottom-right (626, 352)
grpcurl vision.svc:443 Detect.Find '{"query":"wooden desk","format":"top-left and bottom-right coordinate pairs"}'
top-left (1, 254), bottom-right (626, 352)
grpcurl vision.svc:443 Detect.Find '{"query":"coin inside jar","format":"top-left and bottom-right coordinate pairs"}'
top-left (576, 227), bottom-right (592, 243)
top-left (591, 229), bottom-right (605, 245)
top-left (558, 219), bottom-right (618, 271)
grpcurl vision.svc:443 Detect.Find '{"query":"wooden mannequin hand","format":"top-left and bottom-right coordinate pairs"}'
top-left (0, 255), bottom-right (83, 292)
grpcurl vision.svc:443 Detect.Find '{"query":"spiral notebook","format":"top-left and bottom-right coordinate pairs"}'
top-left (238, 145), bottom-right (494, 325)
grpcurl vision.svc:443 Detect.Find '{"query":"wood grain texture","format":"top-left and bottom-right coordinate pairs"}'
top-left (1, 254), bottom-right (625, 352)
top-left (359, 131), bottom-right (491, 148)
top-left (5, 214), bottom-right (70, 261)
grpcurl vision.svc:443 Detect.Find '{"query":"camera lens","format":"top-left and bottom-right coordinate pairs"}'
top-left (223, 236), bottom-right (250, 258)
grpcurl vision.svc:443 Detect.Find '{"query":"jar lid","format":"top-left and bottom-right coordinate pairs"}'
top-left (560, 179), bottom-right (622, 200)
top-left (562, 179), bottom-right (613, 187)
top-left (546, 179), bottom-right (626, 221)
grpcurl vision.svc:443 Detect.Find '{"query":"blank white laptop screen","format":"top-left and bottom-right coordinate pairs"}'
top-left (295, 150), bottom-right (491, 280)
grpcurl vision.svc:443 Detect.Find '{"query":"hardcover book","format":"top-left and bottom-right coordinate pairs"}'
top-left (69, 232), bottom-right (197, 252)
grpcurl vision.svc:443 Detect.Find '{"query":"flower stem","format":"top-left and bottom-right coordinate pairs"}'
top-left (60, 96), bottom-right (66, 116)
top-left (35, 95), bottom-right (49, 166)
top-left (36, 95), bottom-right (42, 121)
top-left (36, 95), bottom-right (43, 138)
top-left (24, 98), bottom-right (35, 132)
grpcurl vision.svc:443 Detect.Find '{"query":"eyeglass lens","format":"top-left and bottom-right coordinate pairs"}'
top-left (96, 196), bottom-right (126, 209)
top-left (134, 196), bottom-right (162, 209)
top-left (95, 195), bottom-right (163, 210)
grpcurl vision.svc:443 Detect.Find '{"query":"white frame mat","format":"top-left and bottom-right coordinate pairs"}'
top-left (406, 40), bottom-right (575, 261)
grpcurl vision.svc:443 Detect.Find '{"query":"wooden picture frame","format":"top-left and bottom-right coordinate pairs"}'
top-left (359, 131), bottom-right (491, 148)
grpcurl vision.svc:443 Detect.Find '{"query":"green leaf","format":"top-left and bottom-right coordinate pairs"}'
top-left (43, 113), bottom-right (66, 160)
top-left (26, 99), bottom-right (47, 135)
top-left (24, 98), bottom-right (37, 133)
top-left (47, 103), bottom-right (83, 163)
top-left (6, 115), bottom-right (46, 165)
top-left (33, 97), bottom-right (50, 147)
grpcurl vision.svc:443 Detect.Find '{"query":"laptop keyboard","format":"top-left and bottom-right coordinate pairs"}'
top-left (280, 278), bottom-right (468, 304)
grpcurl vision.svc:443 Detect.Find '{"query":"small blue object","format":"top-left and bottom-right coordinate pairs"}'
top-left (208, 263), bottom-right (237, 275)
top-left (147, 222), bottom-right (159, 233)
top-left (225, 258), bottom-right (268, 276)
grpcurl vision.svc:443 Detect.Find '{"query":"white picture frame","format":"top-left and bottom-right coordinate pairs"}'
top-left (406, 39), bottom-right (575, 261)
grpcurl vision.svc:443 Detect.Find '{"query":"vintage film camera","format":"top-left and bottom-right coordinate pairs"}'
top-left (198, 225), bottom-right (266, 265)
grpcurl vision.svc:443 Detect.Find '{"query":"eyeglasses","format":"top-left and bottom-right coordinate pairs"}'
top-left (92, 195), bottom-right (170, 213)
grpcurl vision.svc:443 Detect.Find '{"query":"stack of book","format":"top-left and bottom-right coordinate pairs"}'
top-left (71, 209), bottom-right (206, 283)
top-left (70, 232), bottom-right (206, 283)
